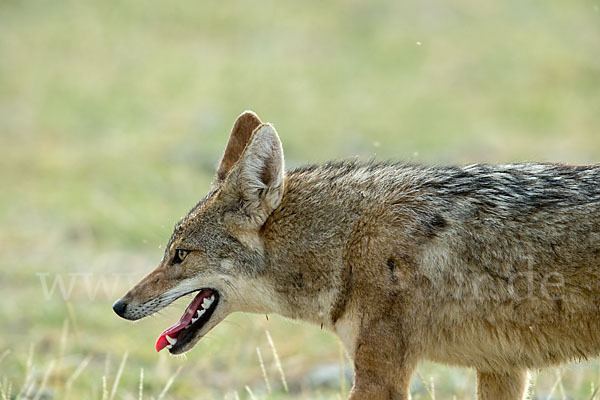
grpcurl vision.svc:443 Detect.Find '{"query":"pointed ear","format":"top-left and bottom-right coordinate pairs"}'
top-left (222, 123), bottom-right (285, 233)
top-left (216, 110), bottom-right (262, 182)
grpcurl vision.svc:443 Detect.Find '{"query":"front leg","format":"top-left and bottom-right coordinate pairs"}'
top-left (349, 329), bottom-right (416, 400)
top-left (477, 369), bottom-right (529, 400)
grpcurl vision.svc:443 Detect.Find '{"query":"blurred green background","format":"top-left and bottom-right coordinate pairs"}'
top-left (1, 0), bottom-right (599, 399)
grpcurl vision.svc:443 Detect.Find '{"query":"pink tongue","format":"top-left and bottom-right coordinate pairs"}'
top-left (155, 290), bottom-right (211, 352)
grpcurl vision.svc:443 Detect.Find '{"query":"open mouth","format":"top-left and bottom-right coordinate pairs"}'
top-left (155, 289), bottom-right (219, 353)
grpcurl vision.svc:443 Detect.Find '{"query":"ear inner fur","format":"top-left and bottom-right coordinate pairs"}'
top-left (237, 124), bottom-right (284, 196)
top-left (216, 110), bottom-right (262, 182)
top-left (221, 124), bottom-right (285, 243)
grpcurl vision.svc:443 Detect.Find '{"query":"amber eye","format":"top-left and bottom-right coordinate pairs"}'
top-left (173, 249), bottom-right (190, 264)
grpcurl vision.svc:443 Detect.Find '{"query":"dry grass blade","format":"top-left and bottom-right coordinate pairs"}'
top-left (339, 341), bottom-right (347, 397)
top-left (53, 320), bottom-right (69, 391)
top-left (0, 350), bottom-right (10, 365)
top-left (546, 368), bottom-right (565, 400)
top-left (1, 381), bottom-right (12, 400)
top-left (225, 390), bottom-right (241, 400)
top-left (109, 352), bottom-right (128, 400)
top-left (23, 378), bottom-right (36, 400)
top-left (429, 376), bottom-right (436, 400)
top-left (16, 344), bottom-right (35, 400)
top-left (256, 347), bottom-right (271, 394)
top-left (138, 368), bottom-right (144, 400)
top-left (590, 383), bottom-right (599, 400)
top-left (66, 302), bottom-right (80, 335)
top-left (157, 365), bottom-right (183, 400)
top-left (103, 354), bottom-right (111, 383)
top-left (101, 375), bottom-right (108, 400)
top-left (57, 320), bottom-right (69, 366)
top-left (415, 371), bottom-right (434, 400)
top-left (64, 356), bottom-right (92, 400)
top-left (559, 377), bottom-right (567, 400)
top-left (32, 359), bottom-right (55, 400)
top-left (265, 330), bottom-right (288, 392)
top-left (244, 385), bottom-right (257, 400)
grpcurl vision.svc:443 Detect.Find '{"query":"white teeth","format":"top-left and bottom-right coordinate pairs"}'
top-left (166, 335), bottom-right (177, 345)
top-left (202, 296), bottom-right (214, 309)
top-left (166, 344), bottom-right (173, 350)
top-left (191, 309), bottom-right (205, 324)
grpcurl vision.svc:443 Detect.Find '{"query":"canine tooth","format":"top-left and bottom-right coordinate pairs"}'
top-left (202, 297), bottom-right (214, 309)
top-left (191, 309), bottom-right (205, 324)
top-left (166, 335), bottom-right (177, 345)
top-left (166, 344), bottom-right (173, 350)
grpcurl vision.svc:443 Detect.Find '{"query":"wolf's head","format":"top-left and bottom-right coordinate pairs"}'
top-left (113, 111), bottom-right (287, 354)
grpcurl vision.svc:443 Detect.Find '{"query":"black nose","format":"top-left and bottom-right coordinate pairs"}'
top-left (112, 299), bottom-right (128, 318)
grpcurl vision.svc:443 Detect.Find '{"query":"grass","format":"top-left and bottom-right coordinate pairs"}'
top-left (0, 0), bottom-right (599, 398)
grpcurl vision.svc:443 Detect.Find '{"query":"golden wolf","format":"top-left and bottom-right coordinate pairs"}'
top-left (114, 111), bottom-right (600, 399)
